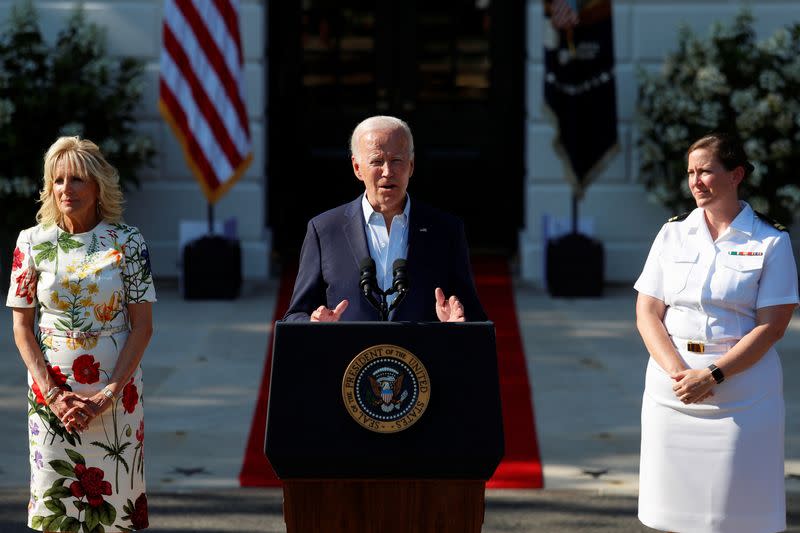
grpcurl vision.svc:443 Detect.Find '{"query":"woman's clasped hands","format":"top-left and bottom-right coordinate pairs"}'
top-left (47, 388), bottom-right (113, 434)
top-left (671, 368), bottom-right (715, 404)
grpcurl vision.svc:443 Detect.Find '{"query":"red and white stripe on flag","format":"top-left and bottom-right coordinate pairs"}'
top-left (550, 0), bottom-right (579, 30)
top-left (159, 0), bottom-right (252, 203)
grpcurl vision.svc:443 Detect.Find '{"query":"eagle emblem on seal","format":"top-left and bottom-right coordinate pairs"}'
top-left (369, 372), bottom-right (406, 411)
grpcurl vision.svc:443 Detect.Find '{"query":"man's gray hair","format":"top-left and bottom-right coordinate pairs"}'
top-left (350, 116), bottom-right (414, 159)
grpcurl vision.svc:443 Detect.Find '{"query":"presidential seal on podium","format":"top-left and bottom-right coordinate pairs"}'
top-left (342, 344), bottom-right (431, 433)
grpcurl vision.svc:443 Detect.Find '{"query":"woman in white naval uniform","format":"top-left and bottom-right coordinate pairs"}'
top-left (634, 133), bottom-right (799, 533)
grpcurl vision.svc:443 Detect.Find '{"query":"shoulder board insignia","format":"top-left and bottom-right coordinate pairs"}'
top-left (667, 212), bottom-right (691, 223)
top-left (754, 210), bottom-right (788, 233)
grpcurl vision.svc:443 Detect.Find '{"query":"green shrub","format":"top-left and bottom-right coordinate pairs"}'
top-left (0, 1), bottom-right (153, 284)
top-left (637, 10), bottom-right (800, 226)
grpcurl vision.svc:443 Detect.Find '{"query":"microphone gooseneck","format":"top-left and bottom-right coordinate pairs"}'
top-left (359, 257), bottom-right (385, 319)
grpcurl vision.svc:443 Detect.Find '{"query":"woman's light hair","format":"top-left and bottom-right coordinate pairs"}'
top-left (350, 116), bottom-right (414, 159)
top-left (36, 136), bottom-right (125, 226)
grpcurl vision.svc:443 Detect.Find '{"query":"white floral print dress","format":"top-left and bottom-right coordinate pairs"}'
top-left (6, 222), bottom-right (156, 532)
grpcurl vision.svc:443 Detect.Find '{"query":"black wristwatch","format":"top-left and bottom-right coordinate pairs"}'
top-left (707, 364), bottom-right (725, 384)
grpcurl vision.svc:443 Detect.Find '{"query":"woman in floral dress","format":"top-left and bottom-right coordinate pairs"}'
top-left (7, 136), bottom-right (155, 532)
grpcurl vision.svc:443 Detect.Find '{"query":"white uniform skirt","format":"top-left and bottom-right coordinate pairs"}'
top-left (638, 344), bottom-right (785, 533)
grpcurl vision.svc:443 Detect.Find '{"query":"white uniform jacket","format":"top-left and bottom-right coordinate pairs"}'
top-left (635, 201), bottom-right (799, 342)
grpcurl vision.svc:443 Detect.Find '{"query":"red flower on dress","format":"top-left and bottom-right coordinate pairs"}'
top-left (72, 354), bottom-right (100, 384)
top-left (12, 247), bottom-right (24, 271)
top-left (14, 268), bottom-right (36, 305)
top-left (69, 464), bottom-right (113, 507)
top-left (131, 493), bottom-right (149, 529)
top-left (122, 377), bottom-right (139, 414)
top-left (136, 419), bottom-right (144, 442)
top-left (31, 365), bottom-right (69, 405)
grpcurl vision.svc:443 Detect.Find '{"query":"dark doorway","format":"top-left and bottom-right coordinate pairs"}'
top-left (267, 0), bottom-right (524, 257)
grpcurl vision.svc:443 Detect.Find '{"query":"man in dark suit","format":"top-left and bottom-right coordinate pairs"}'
top-left (284, 116), bottom-right (486, 323)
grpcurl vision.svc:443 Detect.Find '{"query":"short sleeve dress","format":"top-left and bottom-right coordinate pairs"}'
top-left (6, 221), bottom-right (156, 532)
top-left (634, 203), bottom-right (799, 533)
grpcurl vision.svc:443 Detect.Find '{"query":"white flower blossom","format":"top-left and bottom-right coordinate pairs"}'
top-left (127, 136), bottom-right (154, 159)
top-left (0, 176), bottom-right (38, 198)
top-left (776, 184), bottom-right (800, 205)
top-left (736, 108), bottom-right (762, 134)
top-left (59, 122), bottom-right (84, 137)
top-left (770, 139), bottom-right (792, 158)
top-left (695, 65), bottom-right (729, 95)
top-left (101, 138), bottom-right (120, 155)
top-left (759, 28), bottom-right (793, 60)
top-left (749, 162), bottom-right (765, 187)
top-left (759, 70), bottom-right (784, 92)
top-left (744, 139), bottom-right (767, 160)
top-left (665, 125), bottom-right (689, 150)
top-left (729, 89), bottom-right (757, 113)
top-left (698, 102), bottom-right (722, 127)
top-left (748, 196), bottom-right (769, 213)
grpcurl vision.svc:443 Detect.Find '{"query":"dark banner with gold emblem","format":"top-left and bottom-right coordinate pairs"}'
top-left (543, 0), bottom-right (618, 196)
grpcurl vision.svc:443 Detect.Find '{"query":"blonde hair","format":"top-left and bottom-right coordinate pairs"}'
top-left (37, 136), bottom-right (125, 226)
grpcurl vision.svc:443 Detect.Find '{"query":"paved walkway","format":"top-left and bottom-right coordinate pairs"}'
top-left (1, 279), bottom-right (799, 531)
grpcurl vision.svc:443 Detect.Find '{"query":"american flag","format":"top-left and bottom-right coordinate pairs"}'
top-left (159, 0), bottom-right (252, 203)
top-left (550, 0), bottom-right (580, 31)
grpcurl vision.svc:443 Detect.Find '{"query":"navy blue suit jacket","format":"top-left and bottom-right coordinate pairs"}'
top-left (283, 196), bottom-right (486, 322)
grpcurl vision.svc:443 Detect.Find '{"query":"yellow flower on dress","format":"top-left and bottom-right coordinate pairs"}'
top-left (80, 297), bottom-right (93, 307)
top-left (66, 335), bottom-right (98, 350)
top-left (51, 293), bottom-right (61, 304)
top-left (60, 278), bottom-right (70, 289)
top-left (84, 335), bottom-right (98, 350)
top-left (57, 300), bottom-right (70, 311)
top-left (87, 283), bottom-right (99, 295)
top-left (65, 265), bottom-right (76, 274)
top-left (41, 336), bottom-right (54, 349)
top-left (69, 282), bottom-right (81, 296)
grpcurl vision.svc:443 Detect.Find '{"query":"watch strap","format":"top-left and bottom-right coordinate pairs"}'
top-left (707, 363), bottom-right (725, 384)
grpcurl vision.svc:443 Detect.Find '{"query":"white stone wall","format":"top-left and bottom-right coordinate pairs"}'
top-left (0, 0), bottom-right (268, 279)
top-left (522, 0), bottom-right (800, 286)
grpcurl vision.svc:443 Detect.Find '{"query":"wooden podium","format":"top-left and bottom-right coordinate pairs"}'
top-left (265, 322), bottom-right (504, 533)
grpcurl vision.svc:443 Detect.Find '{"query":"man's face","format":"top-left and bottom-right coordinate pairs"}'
top-left (351, 127), bottom-right (414, 218)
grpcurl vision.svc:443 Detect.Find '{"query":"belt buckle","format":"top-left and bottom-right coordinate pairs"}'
top-left (687, 341), bottom-right (705, 353)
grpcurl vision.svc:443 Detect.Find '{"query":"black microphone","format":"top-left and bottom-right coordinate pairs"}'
top-left (392, 259), bottom-right (409, 294)
top-left (389, 258), bottom-right (409, 311)
top-left (359, 257), bottom-right (377, 297)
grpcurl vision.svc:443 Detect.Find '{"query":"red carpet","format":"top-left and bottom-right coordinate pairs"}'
top-left (239, 256), bottom-right (542, 488)
top-left (471, 257), bottom-right (543, 488)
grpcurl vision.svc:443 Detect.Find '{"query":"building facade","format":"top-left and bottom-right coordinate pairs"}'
top-left (2, 0), bottom-right (798, 284)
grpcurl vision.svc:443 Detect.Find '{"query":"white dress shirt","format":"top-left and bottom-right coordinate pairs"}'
top-left (361, 194), bottom-right (410, 304)
top-left (635, 201), bottom-right (799, 342)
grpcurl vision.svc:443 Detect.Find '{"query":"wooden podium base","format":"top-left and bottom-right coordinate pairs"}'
top-left (282, 479), bottom-right (486, 533)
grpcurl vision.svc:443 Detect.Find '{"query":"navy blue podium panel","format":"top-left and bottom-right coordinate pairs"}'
top-left (265, 321), bottom-right (504, 480)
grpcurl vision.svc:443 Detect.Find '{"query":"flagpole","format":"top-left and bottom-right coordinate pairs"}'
top-left (571, 192), bottom-right (578, 234)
